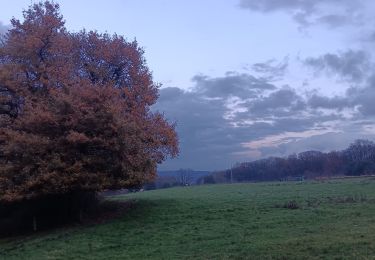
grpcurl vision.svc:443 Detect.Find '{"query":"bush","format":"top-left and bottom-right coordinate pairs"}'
top-left (283, 200), bottom-right (300, 210)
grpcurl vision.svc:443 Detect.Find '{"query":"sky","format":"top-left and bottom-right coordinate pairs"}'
top-left (2, 0), bottom-right (375, 171)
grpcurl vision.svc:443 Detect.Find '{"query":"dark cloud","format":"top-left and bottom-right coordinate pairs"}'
top-left (192, 72), bottom-right (276, 99)
top-left (302, 49), bottom-right (375, 117)
top-left (153, 86), bottom-right (238, 170)
top-left (303, 53), bottom-right (375, 117)
top-left (239, 0), bottom-right (363, 28)
top-left (248, 87), bottom-right (305, 116)
top-left (307, 94), bottom-right (349, 110)
top-left (251, 58), bottom-right (289, 81)
top-left (347, 84), bottom-right (375, 116)
top-left (304, 50), bottom-right (371, 82)
top-left (240, 0), bottom-right (318, 13)
top-left (317, 14), bottom-right (351, 28)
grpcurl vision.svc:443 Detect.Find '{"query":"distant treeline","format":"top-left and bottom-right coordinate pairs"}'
top-left (144, 170), bottom-right (210, 190)
top-left (200, 139), bottom-right (375, 184)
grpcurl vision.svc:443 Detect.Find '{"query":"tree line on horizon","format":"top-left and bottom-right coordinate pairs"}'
top-left (200, 139), bottom-right (375, 184)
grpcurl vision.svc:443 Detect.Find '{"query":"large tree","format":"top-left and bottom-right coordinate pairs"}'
top-left (0, 1), bottom-right (178, 203)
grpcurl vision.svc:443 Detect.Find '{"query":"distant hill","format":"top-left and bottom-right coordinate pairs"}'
top-left (142, 170), bottom-right (211, 189)
top-left (157, 170), bottom-right (210, 183)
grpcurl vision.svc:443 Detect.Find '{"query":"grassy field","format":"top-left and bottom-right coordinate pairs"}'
top-left (1, 178), bottom-right (375, 259)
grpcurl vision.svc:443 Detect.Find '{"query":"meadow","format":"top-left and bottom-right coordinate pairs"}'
top-left (1, 177), bottom-right (375, 259)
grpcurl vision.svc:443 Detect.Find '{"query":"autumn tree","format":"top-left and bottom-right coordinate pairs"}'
top-left (0, 1), bottom-right (178, 204)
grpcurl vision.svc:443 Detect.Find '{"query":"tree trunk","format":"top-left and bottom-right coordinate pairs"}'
top-left (33, 215), bottom-right (37, 232)
top-left (79, 209), bottom-right (83, 223)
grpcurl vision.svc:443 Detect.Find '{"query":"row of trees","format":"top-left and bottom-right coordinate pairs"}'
top-left (201, 139), bottom-right (375, 184)
top-left (144, 169), bottom-right (208, 190)
top-left (0, 1), bottom-right (178, 233)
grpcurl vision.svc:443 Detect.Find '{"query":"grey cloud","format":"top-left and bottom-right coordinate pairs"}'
top-left (363, 31), bottom-right (375, 42)
top-left (239, 0), bottom-right (317, 13)
top-left (317, 14), bottom-right (351, 28)
top-left (303, 49), bottom-right (375, 116)
top-left (251, 58), bottom-right (288, 81)
top-left (192, 73), bottom-right (275, 99)
top-left (239, 0), bottom-right (362, 28)
top-left (348, 85), bottom-right (375, 116)
top-left (246, 87), bottom-right (306, 118)
top-left (307, 94), bottom-right (350, 110)
top-left (157, 87), bottom-right (184, 102)
top-left (154, 86), bottom-right (240, 170)
top-left (303, 55), bottom-right (375, 117)
top-left (304, 50), bottom-right (371, 82)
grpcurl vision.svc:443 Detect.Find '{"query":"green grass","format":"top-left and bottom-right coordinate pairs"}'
top-left (2, 178), bottom-right (375, 259)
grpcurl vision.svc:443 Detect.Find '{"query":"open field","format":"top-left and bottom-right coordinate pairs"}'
top-left (1, 178), bottom-right (375, 259)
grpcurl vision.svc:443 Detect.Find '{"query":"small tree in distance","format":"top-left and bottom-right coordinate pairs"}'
top-left (0, 2), bottom-right (178, 204)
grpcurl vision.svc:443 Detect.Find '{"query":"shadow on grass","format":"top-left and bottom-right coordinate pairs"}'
top-left (0, 198), bottom-right (139, 241)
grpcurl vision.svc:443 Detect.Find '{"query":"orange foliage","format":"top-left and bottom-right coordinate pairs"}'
top-left (0, 2), bottom-right (178, 203)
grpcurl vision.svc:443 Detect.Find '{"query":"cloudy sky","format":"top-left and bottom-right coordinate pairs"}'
top-left (2, 0), bottom-right (375, 171)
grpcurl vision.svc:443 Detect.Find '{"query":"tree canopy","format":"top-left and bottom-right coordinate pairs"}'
top-left (0, 1), bottom-right (178, 203)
